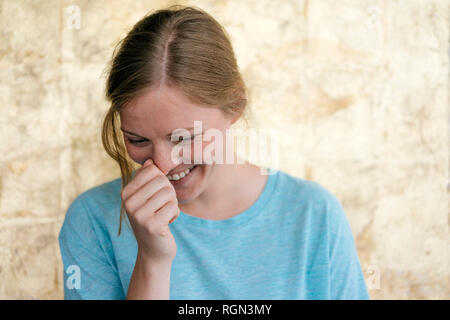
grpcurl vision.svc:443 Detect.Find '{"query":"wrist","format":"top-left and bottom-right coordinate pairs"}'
top-left (127, 249), bottom-right (172, 300)
top-left (136, 248), bottom-right (173, 273)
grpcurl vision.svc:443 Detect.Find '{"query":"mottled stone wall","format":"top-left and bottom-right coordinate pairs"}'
top-left (0, 0), bottom-right (448, 299)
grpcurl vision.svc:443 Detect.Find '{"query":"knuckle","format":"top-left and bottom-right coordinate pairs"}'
top-left (143, 165), bottom-right (159, 178)
top-left (162, 184), bottom-right (176, 198)
top-left (120, 187), bottom-right (127, 200)
top-left (168, 199), bottom-right (179, 212)
top-left (136, 212), bottom-right (151, 228)
top-left (146, 219), bottom-right (158, 234)
top-left (170, 187), bottom-right (177, 198)
top-left (124, 196), bottom-right (138, 214)
top-left (160, 185), bottom-right (173, 196)
top-left (156, 174), bottom-right (168, 185)
top-left (123, 199), bottom-right (132, 214)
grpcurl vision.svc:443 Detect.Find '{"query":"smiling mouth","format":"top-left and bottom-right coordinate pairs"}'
top-left (166, 165), bottom-right (198, 181)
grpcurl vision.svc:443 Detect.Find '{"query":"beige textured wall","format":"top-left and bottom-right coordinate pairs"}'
top-left (0, 0), bottom-right (448, 299)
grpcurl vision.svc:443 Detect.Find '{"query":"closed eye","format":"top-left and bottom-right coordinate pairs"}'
top-left (127, 138), bottom-right (147, 145)
top-left (127, 135), bottom-right (198, 146)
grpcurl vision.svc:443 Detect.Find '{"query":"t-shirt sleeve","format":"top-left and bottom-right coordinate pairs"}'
top-left (326, 191), bottom-right (370, 300)
top-left (58, 194), bottom-right (126, 300)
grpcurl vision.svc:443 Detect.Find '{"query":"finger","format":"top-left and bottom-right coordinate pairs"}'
top-left (124, 175), bottom-right (171, 214)
top-left (131, 158), bottom-right (154, 181)
top-left (153, 200), bottom-right (180, 227)
top-left (133, 186), bottom-right (175, 219)
top-left (122, 163), bottom-right (163, 200)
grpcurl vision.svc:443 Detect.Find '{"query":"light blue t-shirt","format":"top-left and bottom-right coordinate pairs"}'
top-left (58, 168), bottom-right (370, 300)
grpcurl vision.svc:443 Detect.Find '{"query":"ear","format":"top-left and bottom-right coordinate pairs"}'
top-left (227, 106), bottom-right (244, 126)
top-left (221, 99), bottom-right (246, 127)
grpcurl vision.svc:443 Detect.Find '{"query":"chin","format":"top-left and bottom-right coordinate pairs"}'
top-left (175, 189), bottom-right (199, 204)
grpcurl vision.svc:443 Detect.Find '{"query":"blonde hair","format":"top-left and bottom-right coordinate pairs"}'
top-left (102, 5), bottom-right (250, 235)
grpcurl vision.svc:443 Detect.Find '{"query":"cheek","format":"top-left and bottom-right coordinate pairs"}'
top-left (202, 132), bottom-right (229, 162)
top-left (189, 139), bottom-right (216, 164)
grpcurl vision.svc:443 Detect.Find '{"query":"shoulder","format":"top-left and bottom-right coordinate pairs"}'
top-left (75, 176), bottom-right (122, 208)
top-left (272, 169), bottom-right (342, 209)
top-left (270, 169), bottom-right (349, 228)
top-left (59, 176), bottom-right (122, 236)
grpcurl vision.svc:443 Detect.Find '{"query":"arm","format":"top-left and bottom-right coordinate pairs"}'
top-left (327, 192), bottom-right (370, 300)
top-left (122, 159), bottom-right (180, 299)
top-left (58, 195), bottom-right (125, 300)
top-left (126, 249), bottom-right (172, 300)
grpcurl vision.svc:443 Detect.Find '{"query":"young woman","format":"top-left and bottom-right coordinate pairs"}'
top-left (58, 5), bottom-right (369, 300)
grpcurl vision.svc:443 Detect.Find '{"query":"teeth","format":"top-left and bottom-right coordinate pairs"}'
top-left (167, 165), bottom-right (195, 181)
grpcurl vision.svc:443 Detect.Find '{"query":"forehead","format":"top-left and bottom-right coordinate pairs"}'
top-left (120, 85), bottom-right (225, 135)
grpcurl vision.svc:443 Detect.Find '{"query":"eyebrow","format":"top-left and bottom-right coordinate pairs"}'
top-left (120, 127), bottom-right (199, 139)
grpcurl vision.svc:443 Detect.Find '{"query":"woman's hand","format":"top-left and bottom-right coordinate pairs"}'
top-left (121, 159), bottom-right (179, 264)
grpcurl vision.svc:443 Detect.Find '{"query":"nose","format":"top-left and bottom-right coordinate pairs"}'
top-left (150, 141), bottom-right (179, 176)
